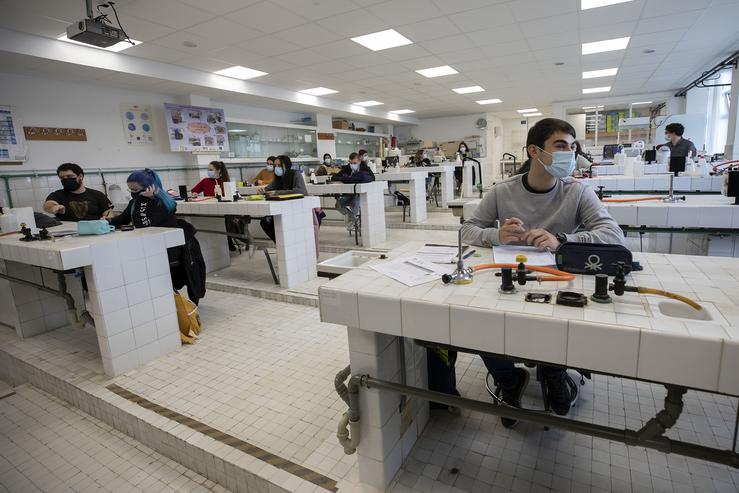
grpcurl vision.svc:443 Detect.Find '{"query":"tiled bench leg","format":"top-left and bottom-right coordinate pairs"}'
top-left (273, 206), bottom-right (317, 288)
top-left (408, 178), bottom-right (427, 223)
top-left (440, 172), bottom-right (454, 207)
top-left (186, 216), bottom-right (230, 273)
top-left (359, 190), bottom-right (386, 247)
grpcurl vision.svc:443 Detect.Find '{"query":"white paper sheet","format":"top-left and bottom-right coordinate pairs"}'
top-left (493, 245), bottom-right (556, 266)
top-left (415, 245), bottom-right (458, 264)
top-left (370, 256), bottom-right (453, 287)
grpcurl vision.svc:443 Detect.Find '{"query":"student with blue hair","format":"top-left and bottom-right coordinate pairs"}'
top-left (109, 168), bottom-right (177, 228)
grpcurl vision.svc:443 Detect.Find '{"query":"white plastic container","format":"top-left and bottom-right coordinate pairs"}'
top-left (657, 146), bottom-right (671, 165)
top-left (10, 207), bottom-right (37, 233)
top-left (0, 212), bottom-right (19, 232)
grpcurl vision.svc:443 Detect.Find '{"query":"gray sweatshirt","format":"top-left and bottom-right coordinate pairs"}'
top-left (461, 174), bottom-right (625, 247)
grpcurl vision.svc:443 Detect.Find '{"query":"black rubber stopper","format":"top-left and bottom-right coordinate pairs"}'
top-left (591, 274), bottom-right (612, 303)
top-left (500, 267), bottom-right (515, 293)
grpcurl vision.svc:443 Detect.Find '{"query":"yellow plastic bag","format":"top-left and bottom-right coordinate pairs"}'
top-left (174, 291), bottom-right (202, 344)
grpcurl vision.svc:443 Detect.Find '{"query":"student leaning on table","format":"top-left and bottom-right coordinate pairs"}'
top-left (256, 155), bottom-right (309, 242)
top-left (44, 162), bottom-right (114, 221)
top-left (460, 118), bottom-right (625, 428)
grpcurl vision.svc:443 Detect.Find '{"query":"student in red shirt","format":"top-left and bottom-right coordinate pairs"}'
top-left (191, 161), bottom-right (230, 197)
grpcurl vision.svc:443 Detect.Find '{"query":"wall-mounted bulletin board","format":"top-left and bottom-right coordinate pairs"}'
top-left (0, 105), bottom-right (27, 163)
top-left (23, 127), bottom-right (87, 141)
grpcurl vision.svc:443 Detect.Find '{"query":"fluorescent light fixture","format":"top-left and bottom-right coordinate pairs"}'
top-left (582, 36), bottom-right (630, 55)
top-left (452, 85), bottom-right (485, 94)
top-left (581, 0), bottom-right (632, 10)
top-left (299, 87), bottom-right (338, 96)
top-left (214, 65), bottom-right (268, 80)
top-left (389, 109), bottom-right (415, 114)
top-left (476, 99), bottom-right (502, 105)
top-left (522, 112), bottom-right (543, 117)
top-left (583, 86), bottom-right (611, 94)
top-left (582, 105), bottom-right (605, 110)
top-left (57, 34), bottom-right (141, 52)
top-left (228, 129), bottom-right (247, 133)
top-left (353, 100), bottom-right (384, 107)
top-left (582, 67), bottom-right (618, 79)
top-left (517, 108), bottom-right (538, 113)
top-left (415, 65), bottom-right (458, 78)
top-left (631, 101), bottom-right (653, 105)
top-left (351, 29), bottom-right (412, 51)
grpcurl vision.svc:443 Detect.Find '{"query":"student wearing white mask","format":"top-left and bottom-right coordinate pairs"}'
top-left (253, 156), bottom-right (276, 186)
top-left (460, 118), bottom-right (624, 427)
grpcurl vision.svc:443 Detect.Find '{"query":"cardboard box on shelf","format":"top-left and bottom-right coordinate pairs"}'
top-left (332, 119), bottom-right (350, 130)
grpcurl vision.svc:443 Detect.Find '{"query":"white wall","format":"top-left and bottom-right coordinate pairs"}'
top-left (409, 113), bottom-right (487, 146)
top-left (0, 72), bottom-right (190, 171)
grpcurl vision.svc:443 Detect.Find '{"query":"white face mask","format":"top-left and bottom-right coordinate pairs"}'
top-left (324, 158), bottom-right (331, 165)
top-left (536, 147), bottom-right (576, 178)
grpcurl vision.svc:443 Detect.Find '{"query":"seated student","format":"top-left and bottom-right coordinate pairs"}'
top-left (191, 161), bottom-right (229, 197)
top-left (44, 163), bottom-right (113, 221)
top-left (109, 169), bottom-right (177, 229)
top-left (253, 156), bottom-right (276, 186)
top-left (358, 149), bottom-right (371, 168)
top-left (332, 152), bottom-right (375, 228)
top-left (257, 155), bottom-right (308, 242)
top-left (316, 153), bottom-right (339, 176)
top-left (659, 123), bottom-right (697, 159)
top-left (461, 118), bottom-right (625, 427)
top-left (574, 140), bottom-right (592, 171)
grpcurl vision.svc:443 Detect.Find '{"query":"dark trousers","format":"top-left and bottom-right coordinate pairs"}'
top-left (260, 216), bottom-right (276, 242)
top-left (481, 355), bottom-right (565, 392)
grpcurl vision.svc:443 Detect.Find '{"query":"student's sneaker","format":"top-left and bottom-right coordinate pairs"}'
top-left (544, 372), bottom-right (574, 416)
top-left (498, 368), bottom-right (529, 428)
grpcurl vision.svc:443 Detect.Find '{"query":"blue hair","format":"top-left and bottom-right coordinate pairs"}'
top-left (127, 168), bottom-right (176, 213)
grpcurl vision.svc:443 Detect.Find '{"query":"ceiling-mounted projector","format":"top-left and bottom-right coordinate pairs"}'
top-left (66, 0), bottom-right (127, 48)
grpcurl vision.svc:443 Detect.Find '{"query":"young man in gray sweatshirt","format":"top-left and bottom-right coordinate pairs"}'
top-left (461, 118), bottom-right (625, 427)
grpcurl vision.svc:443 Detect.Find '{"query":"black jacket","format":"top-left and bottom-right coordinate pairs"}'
top-left (332, 163), bottom-right (375, 184)
top-left (111, 196), bottom-right (177, 228)
top-left (169, 219), bottom-right (206, 305)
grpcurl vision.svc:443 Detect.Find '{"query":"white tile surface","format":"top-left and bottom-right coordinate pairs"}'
top-left (567, 320), bottom-right (640, 377)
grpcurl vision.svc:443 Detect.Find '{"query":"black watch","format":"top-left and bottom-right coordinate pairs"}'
top-left (555, 232), bottom-right (568, 244)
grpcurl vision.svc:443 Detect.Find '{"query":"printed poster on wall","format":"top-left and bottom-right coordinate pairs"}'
top-left (121, 104), bottom-right (154, 145)
top-left (0, 105), bottom-right (28, 162)
top-left (163, 103), bottom-right (229, 153)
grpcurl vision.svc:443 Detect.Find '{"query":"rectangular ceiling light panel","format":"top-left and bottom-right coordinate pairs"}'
top-left (351, 29), bottom-right (413, 51)
top-left (582, 36), bottom-right (630, 55)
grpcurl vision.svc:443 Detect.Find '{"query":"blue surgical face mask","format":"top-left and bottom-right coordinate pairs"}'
top-left (266, 164), bottom-right (274, 172)
top-left (537, 147), bottom-right (575, 178)
top-left (274, 166), bottom-right (284, 177)
top-left (207, 170), bottom-right (216, 178)
top-left (350, 163), bottom-right (360, 172)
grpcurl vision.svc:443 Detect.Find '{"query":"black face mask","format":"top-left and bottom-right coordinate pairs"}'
top-left (60, 177), bottom-right (80, 192)
top-left (130, 190), bottom-right (142, 199)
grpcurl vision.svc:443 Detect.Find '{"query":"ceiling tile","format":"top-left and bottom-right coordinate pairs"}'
top-left (120, 0), bottom-right (216, 30)
top-left (270, 0), bottom-right (360, 20)
top-left (316, 9), bottom-right (388, 37)
top-left (396, 17), bottom-right (461, 43)
top-left (277, 22), bottom-right (346, 47)
top-left (468, 24), bottom-right (525, 47)
top-left (508, 0), bottom-right (577, 22)
top-left (277, 49), bottom-right (331, 67)
top-left (373, 0), bottom-right (444, 24)
top-left (380, 44), bottom-right (433, 62)
top-left (184, 17), bottom-right (265, 46)
top-left (580, 21), bottom-right (636, 44)
top-left (449, 4), bottom-right (515, 32)
top-left (641, 0), bottom-right (711, 18)
top-left (0, 11), bottom-right (69, 39)
top-left (578, 0), bottom-right (644, 26)
top-left (235, 35), bottom-right (302, 57)
top-left (431, 0), bottom-right (506, 14)
top-left (419, 34), bottom-right (476, 54)
top-left (229, 1), bottom-right (309, 30)
top-left (176, 0), bottom-right (258, 14)
top-left (526, 31), bottom-right (579, 51)
top-left (209, 45), bottom-right (266, 66)
top-left (150, 30), bottom-right (225, 56)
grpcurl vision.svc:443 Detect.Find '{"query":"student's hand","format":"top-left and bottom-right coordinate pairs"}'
top-left (141, 186), bottom-right (156, 198)
top-left (257, 186), bottom-right (266, 194)
top-left (499, 217), bottom-right (525, 244)
top-left (101, 209), bottom-right (114, 220)
top-left (521, 229), bottom-right (559, 250)
top-left (53, 204), bottom-right (66, 214)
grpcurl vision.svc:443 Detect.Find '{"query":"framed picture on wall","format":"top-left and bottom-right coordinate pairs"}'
top-left (0, 105), bottom-right (27, 163)
top-left (121, 104), bottom-right (154, 145)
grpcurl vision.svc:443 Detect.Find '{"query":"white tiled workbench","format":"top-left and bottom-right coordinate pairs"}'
top-left (579, 174), bottom-right (723, 193)
top-left (376, 171), bottom-right (429, 223)
top-left (306, 183), bottom-right (387, 247)
top-left (396, 165), bottom-right (456, 207)
top-left (318, 241), bottom-right (739, 490)
top-left (0, 223), bottom-right (184, 376)
top-left (175, 197), bottom-right (319, 289)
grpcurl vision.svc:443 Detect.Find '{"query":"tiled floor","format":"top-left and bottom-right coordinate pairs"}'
top-left (0, 383), bottom-right (222, 493)
top-left (1, 289), bottom-right (738, 492)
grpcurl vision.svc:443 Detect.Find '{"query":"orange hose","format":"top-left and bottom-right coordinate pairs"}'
top-left (472, 263), bottom-right (575, 282)
top-left (601, 197), bottom-right (665, 203)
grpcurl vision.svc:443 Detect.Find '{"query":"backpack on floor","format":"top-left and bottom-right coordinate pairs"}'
top-left (174, 291), bottom-right (201, 344)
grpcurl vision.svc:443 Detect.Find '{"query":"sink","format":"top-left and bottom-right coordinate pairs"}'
top-left (656, 301), bottom-right (712, 321)
top-left (318, 250), bottom-right (381, 275)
